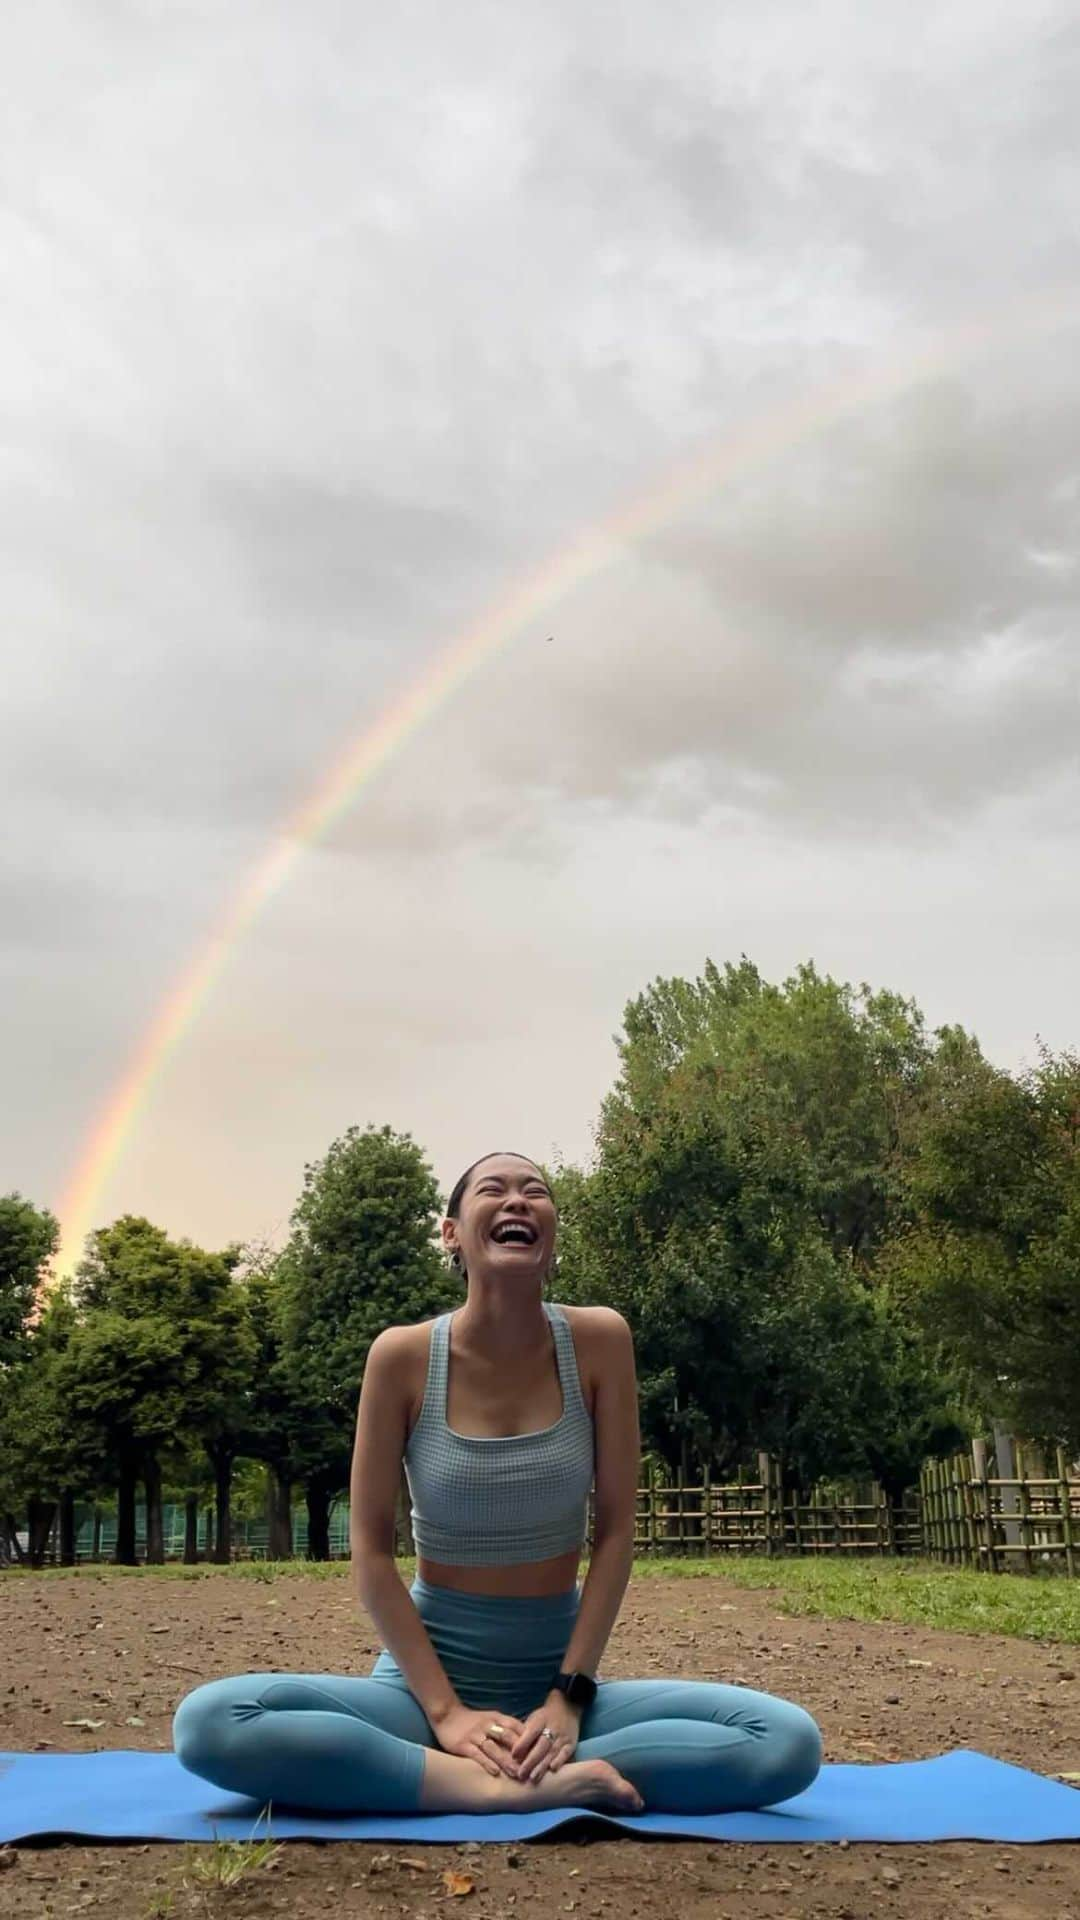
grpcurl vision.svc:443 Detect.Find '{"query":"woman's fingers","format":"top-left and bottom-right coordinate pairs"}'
top-left (526, 1737), bottom-right (573, 1783)
top-left (481, 1733), bottom-right (521, 1778)
top-left (474, 1743), bottom-right (502, 1778)
top-left (520, 1731), bottom-right (541, 1780)
top-left (511, 1725), bottom-right (542, 1765)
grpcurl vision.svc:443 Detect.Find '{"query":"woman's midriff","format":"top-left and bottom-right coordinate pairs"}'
top-left (416, 1545), bottom-right (582, 1597)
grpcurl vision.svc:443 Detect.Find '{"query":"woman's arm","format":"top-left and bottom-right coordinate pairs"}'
top-left (349, 1327), bottom-right (460, 1729)
top-left (550, 1307), bottom-right (640, 1681)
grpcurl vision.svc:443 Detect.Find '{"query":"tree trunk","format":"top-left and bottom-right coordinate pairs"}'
top-left (267, 1469), bottom-right (293, 1560)
top-left (213, 1452), bottom-right (233, 1564)
top-left (59, 1492), bottom-right (76, 1566)
top-left (115, 1462), bottom-right (138, 1565)
top-left (306, 1480), bottom-right (331, 1561)
top-left (28, 1497), bottom-right (57, 1568)
top-left (3, 1513), bottom-right (27, 1565)
top-left (144, 1454), bottom-right (165, 1564)
top-left (183, 1495), bottom-right (200, 1564)
top-left (204, 1502), bottom-right (215, 1560)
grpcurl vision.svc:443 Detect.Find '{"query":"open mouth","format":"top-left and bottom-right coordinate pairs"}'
top-left (490, 1221), bottom-right (538, 1247)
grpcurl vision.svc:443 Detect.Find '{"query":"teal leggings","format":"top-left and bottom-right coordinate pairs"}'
top-left (174, 1579), bottom-right (821, 1815)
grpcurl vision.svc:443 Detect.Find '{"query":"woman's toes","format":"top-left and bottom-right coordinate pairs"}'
top-left (579, 1759), bottom-right (643, 1812)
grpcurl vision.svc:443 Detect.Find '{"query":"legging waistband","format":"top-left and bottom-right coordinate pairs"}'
top-left (370, 1577), bottom-right (583, 1717)
top-left (410, 1576), bottom-right (581, 1618)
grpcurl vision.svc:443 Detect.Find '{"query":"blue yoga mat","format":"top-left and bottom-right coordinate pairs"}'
top-left (1, 1749), bottom-right (1078, 1845)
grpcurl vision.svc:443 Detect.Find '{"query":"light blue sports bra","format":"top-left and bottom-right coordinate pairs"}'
top-left (404, 1303), bottom-right (595, 1566)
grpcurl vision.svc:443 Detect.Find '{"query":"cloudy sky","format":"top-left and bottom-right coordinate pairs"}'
top-left (4, 0), bottom-right (1078, 1269)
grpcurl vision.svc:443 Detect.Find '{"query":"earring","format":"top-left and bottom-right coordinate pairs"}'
top-left (448, 1247), bottom-right (464, 1274)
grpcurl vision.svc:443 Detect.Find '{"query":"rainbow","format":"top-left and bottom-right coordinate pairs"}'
top-left (53, 291), bottom-right (1079, 1275)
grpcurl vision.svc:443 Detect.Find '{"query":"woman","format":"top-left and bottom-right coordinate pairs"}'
top-left (173, 1152), bottom-right (821, 1816)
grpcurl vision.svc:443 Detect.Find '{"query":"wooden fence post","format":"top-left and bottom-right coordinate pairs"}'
top-left (960, 1458), bottom-right (978, 1568)
top-left (758, 1452), bottom-right (773, 1557)
top-left (993, 1423), bottom-right (1022, 1556)
top-left (1057, 1448), bottom-right (1076, 1579)
top-left (647, 1456), bottom-right (657, 1557)
top-left (972, 1437), bottom-right (997, 1573)
top-left (1015, 1443), bottom-right (1034, 1575)
top-left (941, 1451), bottom-right (957, 1559)
top-left (934, 1459), bottom-right (946, 1562)
top-left (923, 1461), bottom-right (935, 1560)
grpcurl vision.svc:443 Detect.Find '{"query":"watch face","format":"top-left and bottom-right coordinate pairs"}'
top-left (566, 1671), bottom-right (597, 1706)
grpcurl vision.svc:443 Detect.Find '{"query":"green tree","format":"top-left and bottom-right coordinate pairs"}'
top-left (604, 956), bottom-right (937, 1266)
top-left (557, 956), bottom-right (966, 1492)
top-left (0, 1193), bottom-right (58, 1365)
top-left (277, 1125), bottom-right (454, 1557)
top-left (0, 1284), bottom-right (103, 1565)
top-left (897, 1045), bottom-right (1080, 1454)
top-left (556, 1066), bottom-right (861, 1483)
top-left (0, 1197), bottom-right (63, 1561)
top-left (236, 1243), bottom-right (307, 1559)
top-left (70, 1218), bottom-right (253, 1563)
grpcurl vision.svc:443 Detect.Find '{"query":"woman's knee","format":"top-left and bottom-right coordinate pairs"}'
top-left (173, 1676), bottom-right (256, 1777)
top-left (773, 1702), bottom-right (822, 1799)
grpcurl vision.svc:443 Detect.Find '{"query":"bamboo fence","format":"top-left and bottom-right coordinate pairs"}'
top-left (593, 1457), bottom-right (922, 1560)
top-left (918, 1443), bottom-right (1079, 1575)
top-left (17, 1446), bottom-right (1080, 1572)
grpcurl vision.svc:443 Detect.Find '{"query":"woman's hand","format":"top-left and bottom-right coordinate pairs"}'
top-left (431, 1703), bottom-right (527, 1779)
top-left (510, 1694), bottom-right (582, 1783)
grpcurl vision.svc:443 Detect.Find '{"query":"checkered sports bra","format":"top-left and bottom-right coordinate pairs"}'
top-left (404, 1302), bottom-right (595, 1565)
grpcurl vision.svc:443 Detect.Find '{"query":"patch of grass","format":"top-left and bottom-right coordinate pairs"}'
top-left (188, 1815), bottom-right (281, 1889)
top-left (634, 1554), bottom-right (1080, 1643)
top-left (1, 1557), bottom-right (357, 1580)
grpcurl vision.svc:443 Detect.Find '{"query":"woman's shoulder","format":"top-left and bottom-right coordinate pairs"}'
top-left (366, 1317), bottom-right (444, 1431)
top-left (553, 1302), bottom-right (632, 1340)
top-left (366, 1316), bottom-right (442, 1386)
top-left (552, 1303), bottom-right (634, 1376)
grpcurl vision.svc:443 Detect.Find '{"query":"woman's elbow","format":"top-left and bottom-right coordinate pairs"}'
top-left (589, 1520), bottom-right (636, 1559)
top-left (350, 1531), bottom-right (396, 1594)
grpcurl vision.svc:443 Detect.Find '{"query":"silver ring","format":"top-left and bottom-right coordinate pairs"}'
top-left (541, 1726), bottom-right (555, 1742)
top-left (488, 1723), bottom-right (506, 1739)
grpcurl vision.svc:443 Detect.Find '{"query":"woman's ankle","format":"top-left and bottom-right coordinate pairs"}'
top-left (418, 1748), bottom-right (508, 1814)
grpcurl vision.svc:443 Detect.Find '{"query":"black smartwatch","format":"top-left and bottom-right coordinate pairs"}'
top-left (551, 1669), bottom-right (598, 1708)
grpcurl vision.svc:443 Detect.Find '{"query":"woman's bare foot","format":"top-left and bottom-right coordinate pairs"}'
top-left (420, 1749), bottom-right (644, 1816)
top-left (527, 1758), bottom-right (644, 1815)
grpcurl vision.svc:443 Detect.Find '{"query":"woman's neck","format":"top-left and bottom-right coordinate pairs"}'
top-left (454, 1285), bottom-right (548, 1359)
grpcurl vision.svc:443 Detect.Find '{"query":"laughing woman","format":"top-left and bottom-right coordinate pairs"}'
top-left (173, 1153), bottom-right (822, 1815)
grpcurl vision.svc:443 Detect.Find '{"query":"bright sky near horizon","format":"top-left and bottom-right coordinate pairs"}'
top-left (4, 0), bottom-right (1079, 1264)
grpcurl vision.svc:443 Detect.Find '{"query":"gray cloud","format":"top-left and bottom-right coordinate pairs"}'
top-left (3, 0), bottom-right (1079, 1258)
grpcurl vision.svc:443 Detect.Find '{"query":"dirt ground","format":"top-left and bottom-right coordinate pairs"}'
top-left (1, 1569), bottom-right (1078, 1920)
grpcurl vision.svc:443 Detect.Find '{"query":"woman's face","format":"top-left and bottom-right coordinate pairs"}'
top-left (445, 1154), bottom-right (557, 1283)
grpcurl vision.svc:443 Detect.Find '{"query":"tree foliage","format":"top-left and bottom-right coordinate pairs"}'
top-left (888, 1045), bottom-right (1080, 1454)
top-left (2, 958), bottom-right (1073, 1560)
top-left (65, 1218), bottom-right (253, 1561)
top-left (275, 1124), bottom-right (455, 1554)
top-left (0, 1192), bottom-right (58, 1364)
top-left (557, 956), bottom-right (969, 1488)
